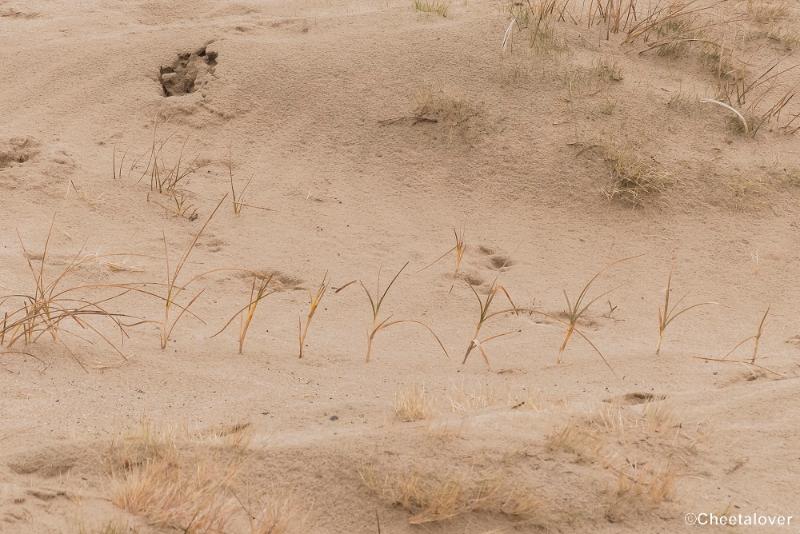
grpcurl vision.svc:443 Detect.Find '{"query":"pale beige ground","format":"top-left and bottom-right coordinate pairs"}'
top-left (1, 0), bottom-right (800, 533)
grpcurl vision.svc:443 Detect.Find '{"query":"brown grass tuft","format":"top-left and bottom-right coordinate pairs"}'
top-left (394, 384), bottom-right (432, 422)
top-left (359, 464), bottom-right (539, 524)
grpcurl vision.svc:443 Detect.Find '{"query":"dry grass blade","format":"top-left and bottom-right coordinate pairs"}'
top-left (418, 227), bottom-right (466, 293)
top-left (656, 269), bottom-right (716, 355)
top-left (213, 274), bottom-right (275, 354)
top-left (227, 151), bottom-right (260, 215)
top-left (461, 279), bottom-right (525, 369)
top-left (298, 271), bottom-right (329, 358)
top-left (158, 195), bottom-right (226, 349)
top-left (724, 305), bottom-right (769, 364)
top-left (138, 118), bottom-right (198, 194)
top-left (557, 255), bottom-right (642, 373)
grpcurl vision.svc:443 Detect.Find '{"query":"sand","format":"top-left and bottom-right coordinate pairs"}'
top-left (1, 0), bottom-right (799, 532)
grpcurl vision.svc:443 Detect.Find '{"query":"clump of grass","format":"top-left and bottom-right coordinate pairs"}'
top-left (593, 57), bottom-right (624, 82)
top-left (557, 256), bottom-right (640, 373)
top-left (601, 146), bottom-right (669, 206)
top-left (298, 272), bottom-right (329, 358)
top-left (607, 463), bottom-right (678, 520)
top-left (77, 520), bottom-right (134, 534)
top-left (413, 0), bottom-right (449, 17)
top-left (745, 0), bottom-right (789, 24)
top-left (461, 280), bottom-right (523, 369)
top-left (395, 384), bottom-right (432, 422)
top-left (625, 0), bottom-right (721, 44)
top-left (413, 87), bottom-right (478, 131)
top-left (149, 189), bottom-right (198, 221)
top-left (213, 274), bottom-right (275, 354)
top-left (109, 421), bottom-right (295, 533)
top-left (667, 86), bottom-right (701, 112)
top-left (359, 465), bottom-right (538, 524)
top-left (0, 219), bottom-right (139, 370)
top-left (656, 269), bottom-right (716, 355)
top-left (112, 450), bottom-right (239, 532)
top-left (419, 228), bottom-right (466, 293)
top-left (504, 0), bottom-right (570, 55)
top-left (338, 263), bottom-right (448, 362)
top-left (138, 119), bottom-right (198, 194)
top-left (239, 496), bottom-right (307, 534)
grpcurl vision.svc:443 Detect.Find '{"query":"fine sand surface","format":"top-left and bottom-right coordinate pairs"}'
top-left (2, 0), bottom-right (799, 532)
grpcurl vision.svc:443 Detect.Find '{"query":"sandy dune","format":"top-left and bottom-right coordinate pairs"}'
top-left (1, 0), bottom-right (799, 532)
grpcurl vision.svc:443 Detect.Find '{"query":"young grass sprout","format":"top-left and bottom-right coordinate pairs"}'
top-left (461, 279), bottom-right (524, 370)
top-left (154, 196), bottom-right (226, 349)
top-left (298, 272), bottom-right (329, 358)
top-left (725, 305), bottom-right (770, 365)
top-left (656, 269), bottom-right (716, 355)
top-left (338, 263), bottom-right (448, 362)
top-left (419, 228), bottom-right (466, 293)
top-left (227, 152), bottom-right (254, 215)
top-left (557, 256), bottom-right (641, 374)
top-left (213, 274), bottom-right (275, 354)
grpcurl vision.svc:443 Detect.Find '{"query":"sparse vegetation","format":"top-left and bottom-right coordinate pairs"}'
top-left (394, 384), bottom-right (431, 422)
top-left (412, 0), bottom-right (449, 17)
top-left (725, 305), bottom-right (770, 364)
top-left (213, 273), bottom-right (275, 354)
top-left (656, 269), bottom-right (716, 355)
top-left (556, 257), bottom-right (640, 372)
top-left (0, 220), bottom-right (139, 370)
top-left (601, 146), bottom-right (670, 206)
top-left (298, 272), bottom-right (329, 358)
top-left (419, 228), bottom-right (466, 292)
top-left (461, 279), bottom-right (523, 369)
top-left (359, 464), bottom-right (538, 524)
top-left (152, 196), bottom-right (226, 349)
top-left (338, 263), bottom-right (449, 362)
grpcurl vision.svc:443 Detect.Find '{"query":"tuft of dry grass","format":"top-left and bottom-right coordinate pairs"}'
top-left (504, 0), bottom-right (570, 55)
top-left (0, 219), bottom-right (142, 370)
top-left (77, 520), bottom-right (135, 534)
top-left (151, 196), bottom-right (226, 349)
top-left (725, 306), bottom-right (770, 364)
top-left (461, 279), bottom-right (523, 369)
top-left (412, 87), bottom-right (478, 132)
top-left (138, 119), bottom-right (198, 195)
top-left (656, 269), bottom-right (716, 355)
top-left (419, 228), bottom-right (466, 293)
top-left (745, 0), bottom-right (790, 24)
top-left (298, 272), bottom-right (329, 358)
top-left (108, 421), bottom-right (303, 534)
top-left (228, 154), bottom-right (255, 216)
top-left (394, 384), bottom-right (432, 422)
top-left (413, 0), bottom-right (449, 17)
top-left (359, 464), bottom-right (538, 524)
top-left (112, 453), bottom-right (239, 532)
top-left (213, 274), bottom-right (275, 354)
top-left (556, 256), bottom-right (640, 373)
top-left (607, 463), bottom-right (678, 520)
top-left (592, 57), bottom-right (624, 82)
top-left (338, 263), bottom-right (449, 362)
top-left (600, 146), bottom-right (670, 206)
